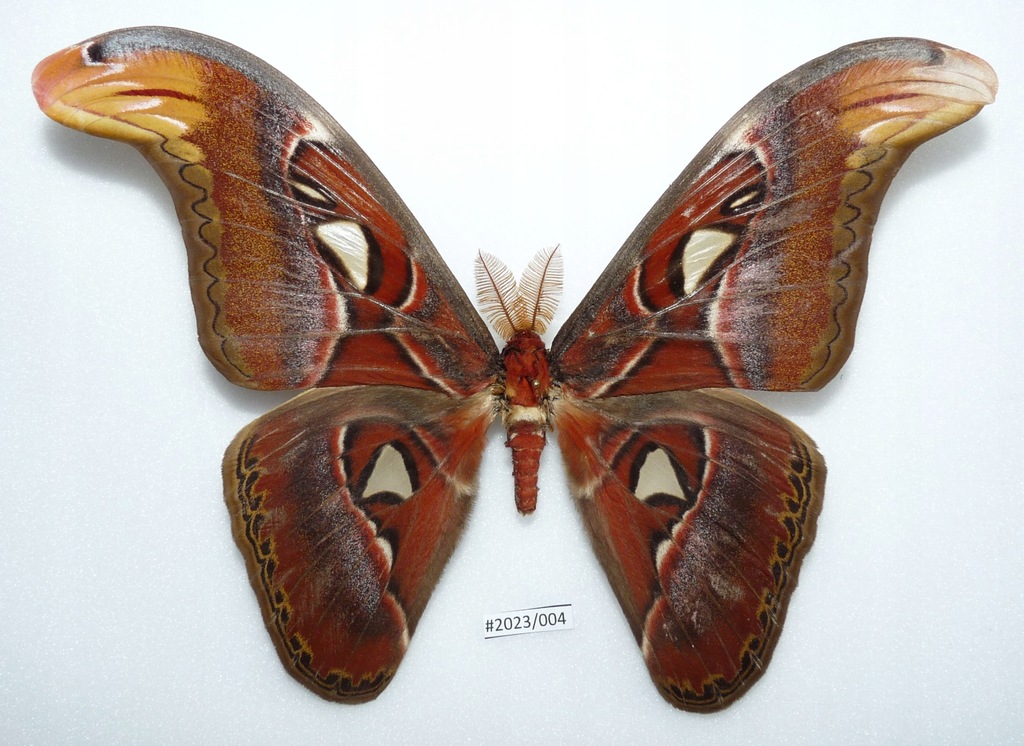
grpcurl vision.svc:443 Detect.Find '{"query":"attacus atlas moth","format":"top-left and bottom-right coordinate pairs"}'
top-left (33, 28), bottom-right (996, 711)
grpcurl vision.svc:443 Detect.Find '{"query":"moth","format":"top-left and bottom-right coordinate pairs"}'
top-left (33, 28), bottom-right (996, 711)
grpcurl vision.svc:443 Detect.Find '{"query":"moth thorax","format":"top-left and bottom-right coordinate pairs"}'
top-left (501, 330), bottom-right (552, 409)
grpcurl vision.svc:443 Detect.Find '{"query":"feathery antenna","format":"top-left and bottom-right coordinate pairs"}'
top-left (475, 247), bottom-right (563, 341)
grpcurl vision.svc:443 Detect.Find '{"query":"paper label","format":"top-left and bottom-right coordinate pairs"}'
top-left (483, 603), bottom-right (575, 639)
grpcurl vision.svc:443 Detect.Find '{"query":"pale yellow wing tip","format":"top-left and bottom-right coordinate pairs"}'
top-left (32, 44), bottom-right (80, 114)
top-left (937, 45), bottom-right (999, 106)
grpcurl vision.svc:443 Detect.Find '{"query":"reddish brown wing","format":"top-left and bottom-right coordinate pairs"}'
top-left (33, 27), bottom-right (497, 395)
top-left (554, 390), bottom-right (824, 711)
top-left (552, 38), bottom-right (997, 397)
top-left (224, 385), bottom-right (492, 701)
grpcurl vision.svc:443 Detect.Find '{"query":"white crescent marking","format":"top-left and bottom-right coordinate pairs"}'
top-left (316, 219), bottom-right (370, 290)
top-left (364, 443), bottom-right (415, 500)
top-left (681, 228), bottom-right (737, 296)
top-left (634, 447), bottom-right (687, 502)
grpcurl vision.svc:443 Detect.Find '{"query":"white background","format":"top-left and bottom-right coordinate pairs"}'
top-left (3, 1), bottom-right (1021, 743)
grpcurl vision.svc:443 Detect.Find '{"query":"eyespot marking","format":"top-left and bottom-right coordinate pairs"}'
top-left (723, 182), bottom-right (765, 214)
top-left (290, 178), bottom-right (335, 206)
